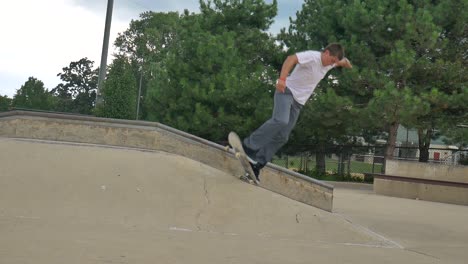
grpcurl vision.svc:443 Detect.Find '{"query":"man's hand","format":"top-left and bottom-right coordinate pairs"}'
top-left (276, 79), bottom-right (286, 93)
top-left (336, 58), bottom-right (353, 68)
top-left (275, 55), bottom-right (298, 93)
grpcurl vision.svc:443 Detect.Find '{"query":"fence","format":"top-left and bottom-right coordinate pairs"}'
top-left (271, 145), bottom-right (465, 182)
top-left (272, 153), bottom-right (384, 178)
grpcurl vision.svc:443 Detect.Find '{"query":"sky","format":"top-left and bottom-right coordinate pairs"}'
top-left (0, 0), bottom-right (303, 98)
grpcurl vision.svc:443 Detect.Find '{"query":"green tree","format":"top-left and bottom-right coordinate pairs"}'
top-left (441, 124), bottom-right (468, 149)
top-left (95, 56), bottom-right (137, 119)
top-left (402, 0), bottom-right (468, 162)
top-left (281, 0), bottom-right (462, 163)
top-left (0, 95), bottom-right (12, 112)
top-left (115, 11), bottom-right (181, 65)
top-left (51, 58), bottom-right (98, 114)
top-left (117, 1), bottom-right (282, 142)
top-left (114, 12), bottom-right (183, 120)
top-left (288, 88), bottom-right (358, 174)
top-left (12, 77), bottom-right (55, 111)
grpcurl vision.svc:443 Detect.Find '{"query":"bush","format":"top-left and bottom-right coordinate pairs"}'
top-left (300, 169), bottom-right (367, 183)
top-left (460, 155), bottom-right (468, 165)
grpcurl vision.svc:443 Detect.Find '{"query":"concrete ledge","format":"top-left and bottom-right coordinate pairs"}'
top-left (386, 159), bottom-right (468, 184)
top-left (374, 176), bottom-right (468, 206)
top-left (374, 174), bottom-right (468, 189)
top-left (0, 110), bottom-right (333, 211)
top-left (374, 159), bottom-right (468, 206)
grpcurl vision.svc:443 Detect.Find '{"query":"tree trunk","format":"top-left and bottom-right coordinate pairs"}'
top-left (385, 122), bottom-right (399, 160)
top-left (418, 128), bottom-right (432, 162)
top-left (316, 142), bottom-right (326, 174)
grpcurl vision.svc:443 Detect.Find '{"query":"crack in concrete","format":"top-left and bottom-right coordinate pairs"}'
top-left (335, 213), bottom-right (404, 249)
top-left (196, 174), bottom-right (211, 231)
top-left (203, 174), bottom-right (210, 205)
top-left (405, 249), bottom-right (440, 260)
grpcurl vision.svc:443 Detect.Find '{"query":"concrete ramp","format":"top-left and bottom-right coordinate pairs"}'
top-left (2, 111), bottom-right (467, 263)
top-left (1, 137), bottom-right (426, 263)
top-left (0, 111), bottom-right (333, 211)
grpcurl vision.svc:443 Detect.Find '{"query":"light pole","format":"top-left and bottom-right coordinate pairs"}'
top-left (136, 67), bottom-right (143, 120)
top-left (96, 0), bottom-right (114, 106)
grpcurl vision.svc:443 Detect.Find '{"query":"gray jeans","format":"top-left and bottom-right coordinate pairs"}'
top-left (243, 88), bottom-right (303, 166)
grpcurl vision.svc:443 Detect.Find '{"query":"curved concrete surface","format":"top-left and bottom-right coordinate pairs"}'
top-left (0, 111), bottom-right (333, 211)
top-left (1, 137), bottom-right (467, 263)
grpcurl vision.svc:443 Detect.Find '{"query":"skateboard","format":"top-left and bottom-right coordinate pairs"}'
top-left (227, 131), bottom-right (259, 185)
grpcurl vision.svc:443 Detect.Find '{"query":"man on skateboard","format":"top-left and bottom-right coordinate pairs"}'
top-left (238, 43), bottom-right (353, 182)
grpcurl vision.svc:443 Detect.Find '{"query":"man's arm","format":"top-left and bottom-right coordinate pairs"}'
top-left (276, 54), bottom-right (299, 93)
top-left (335, 58), bottom-right (353, 68)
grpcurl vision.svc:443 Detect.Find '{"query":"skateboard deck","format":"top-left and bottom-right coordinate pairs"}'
top-left (228, 131), bottom-right (259, 185)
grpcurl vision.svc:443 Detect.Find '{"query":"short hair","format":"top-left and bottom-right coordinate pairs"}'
top-left (324, 43), bottom-right (345, 60)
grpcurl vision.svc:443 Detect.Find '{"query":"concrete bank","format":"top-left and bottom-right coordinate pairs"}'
top-left (5, 137), bottom-right (466, 263)
top-left (0, 110), bottom-right (333, 211)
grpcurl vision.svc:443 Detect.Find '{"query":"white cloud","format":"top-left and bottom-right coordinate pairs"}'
top-left (0, 0), bottom-right (300, 98)
top-left (0, 0), bottom-right (129, 96)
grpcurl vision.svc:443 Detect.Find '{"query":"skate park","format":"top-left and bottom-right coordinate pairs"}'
top-left (1, 110), bottom-right (467, 263)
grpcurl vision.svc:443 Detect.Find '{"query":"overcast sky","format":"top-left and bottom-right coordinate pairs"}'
top-left (0, 0), bottom-right (303, 98)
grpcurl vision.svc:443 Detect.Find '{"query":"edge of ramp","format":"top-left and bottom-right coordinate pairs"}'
top-left (0, 110), bottom-right (333, 211)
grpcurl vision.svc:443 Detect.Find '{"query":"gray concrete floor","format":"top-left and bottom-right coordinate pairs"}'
top-left (1, 138), bottom-right (467, 263)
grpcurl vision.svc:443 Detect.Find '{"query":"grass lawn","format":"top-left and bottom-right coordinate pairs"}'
top-left (272, 156), bottom-right (383, 175)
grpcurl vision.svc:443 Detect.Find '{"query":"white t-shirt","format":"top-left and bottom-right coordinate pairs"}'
top-left (285, 50), bottom-right (334, 105)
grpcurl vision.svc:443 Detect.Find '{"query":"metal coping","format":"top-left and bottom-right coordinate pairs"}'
top-left (0, 110), bottom-right (334, 191)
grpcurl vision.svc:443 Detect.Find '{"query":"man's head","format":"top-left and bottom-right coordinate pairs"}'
top-left (321, 43), bottom-right (345, 66)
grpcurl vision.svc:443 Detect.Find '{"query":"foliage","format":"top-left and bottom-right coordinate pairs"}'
top-left (285, 87), bottom-right (357, 173)
top-left (401, 0), bottom-right (468, 161)
top-left (9, 0), bottom-right (466, 167)
top-left (115, 0), bottom-right (283, 141)
top-left (114, 11), bottom-right (183, 121)
top-left (441, 122), bottom-right (468, 149)
top-left (51, 58), bottom-right (98, 114)
top-left (115, 11), bottom-right (181, 65)
top-left (12, 77), bottom-right (55, 111)
top-left (0, 95), bottom-right (12, 112)
top-left (460, 154), bottom-right (468, 165)
top-left (280, 0), bottom-right (468, 163)
top-left (95, 56), bottom-right (137, 119)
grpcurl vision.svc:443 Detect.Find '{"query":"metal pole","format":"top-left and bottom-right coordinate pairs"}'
top-left (136, 71), bottom-right (143, 120)
top-left (347, 154), bottom-right (351, 176)
top-left (372, 158), bottom-right (375, 173)
top-left (96, 0), bottom-right (114, 106)
top-left (406, 127), bottom-right (409, 158)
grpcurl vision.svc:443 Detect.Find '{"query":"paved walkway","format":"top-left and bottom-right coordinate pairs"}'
top-left (1, 138), bottom-right (467, 263)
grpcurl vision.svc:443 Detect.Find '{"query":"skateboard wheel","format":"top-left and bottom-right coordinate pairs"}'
top-left (240, 176), bottom-right (253, 184)
top-left (235, 152), bottom-right (241, 158)
top-left (224, 145), bottom-right (230, 151)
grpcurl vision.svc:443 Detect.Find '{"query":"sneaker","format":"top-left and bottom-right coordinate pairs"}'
top-left (249, 162), bottom-right (261, 182)
top-left (242, 143), bottom-right (258, 165)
